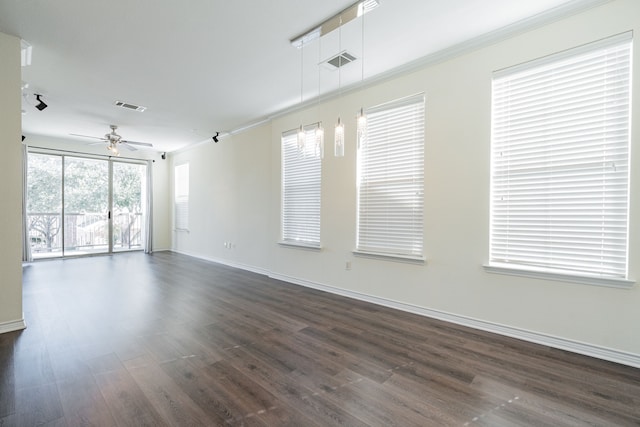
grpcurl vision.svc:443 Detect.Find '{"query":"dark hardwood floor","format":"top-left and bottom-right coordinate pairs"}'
top-left (1, 252), bottom-right (639, 426)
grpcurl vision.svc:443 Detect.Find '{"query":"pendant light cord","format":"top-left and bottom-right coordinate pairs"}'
top-left (300, 42), bottom-right (304, 105)
top-left (361, 9), bottom-right (365, 83)
top-left (317, 36), bottom-right (322, 105)
top-left (338, 16), bottom-right (342, 97)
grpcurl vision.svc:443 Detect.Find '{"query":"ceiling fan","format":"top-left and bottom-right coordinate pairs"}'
top-left (70, 125), bottom-right (153, 155)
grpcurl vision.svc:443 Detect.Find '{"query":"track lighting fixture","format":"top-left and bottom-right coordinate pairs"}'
top-left (212, 132), bottom-right (219, 143)
top-left (22, 135), bottom-right (26, 142)
top-left (34, 94), bottom-right (47, 111)
top-left (161, 152), bottom-right (167, 160)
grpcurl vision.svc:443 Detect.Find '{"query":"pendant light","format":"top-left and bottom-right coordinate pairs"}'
top-left (315, 123), bottom-right (324, 159)
top-left (334, 117), bottom-right (344, 157)
top-left (334, 16), bottom-right (345, 157)
top-left (288, 0), bottom-right (381, 158)
top-left (297, 124), bottom-right (305, 156)
top-left (356, 108), bottom-right (366, 149)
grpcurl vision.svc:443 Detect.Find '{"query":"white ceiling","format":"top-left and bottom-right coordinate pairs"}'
top-left (0, 0), bottom-right (602, 153)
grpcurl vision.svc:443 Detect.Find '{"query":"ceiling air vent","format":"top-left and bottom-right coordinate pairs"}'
top-left (325, 51), bottom-right (357, 69)
top-left (113, 100), bottom-right (147, 112)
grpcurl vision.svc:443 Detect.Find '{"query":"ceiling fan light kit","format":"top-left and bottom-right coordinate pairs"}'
top-left (70, 124), bottom-right (153, 155)
top-left (107, 141), bottom-right (120, 156)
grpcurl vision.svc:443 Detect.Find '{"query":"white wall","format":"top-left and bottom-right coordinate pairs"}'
top-left (0, 32), bottom-right (25, 333)
top-left (171, 124), bottom-right (272, 273)
top-left (174, 0), bottom-right (640, 364)
top-left (151, 152), bottom-right (171, 251)
top-left (23, 135), bottom-right (172, 251)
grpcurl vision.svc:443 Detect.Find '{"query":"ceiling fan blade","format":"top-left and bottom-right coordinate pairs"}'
top-left (121, 139), bottom-right (153, 147)
top-left (121, 143), bottom-right (138, 151)
top-left (69, 133), bottom-right (107, 141)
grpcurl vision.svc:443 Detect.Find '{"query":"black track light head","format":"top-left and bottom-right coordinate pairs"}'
top-left (35, 94), bottom-right (47, 111)
top-left (161, 152), bottom-right (166, 160)
top-left (212, 132), bottom-right (219, 143)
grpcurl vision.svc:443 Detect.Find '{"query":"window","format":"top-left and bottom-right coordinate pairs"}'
top-left (357, 94), bottom-right (425, 259)
top-left (489, 33), bottom-right (632, 284)
top-left (281, 124), bottom-right (322, 247)
top-left (174, 163), bottom-right (189, 231)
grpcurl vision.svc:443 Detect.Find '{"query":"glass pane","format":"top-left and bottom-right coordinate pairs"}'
top-left (27, 153), bottom-right (63, 258)
top-left (64, 157), bottom-right (109, 255)
top-left (113, 162), bottom-right (146, 252)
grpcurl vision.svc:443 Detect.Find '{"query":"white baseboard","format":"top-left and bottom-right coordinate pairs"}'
top-left (0, 317), bottom-right (26, 334)
top-left (269, 272), bottom-right (640, 369)
top-left (169, 249), bottom-right (270, 276)
top-left (151, 247), bottom-right (172, 253)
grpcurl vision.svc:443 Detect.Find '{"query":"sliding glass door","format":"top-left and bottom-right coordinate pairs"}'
top-left (63, 157), bottom-right (109, 256)
top-left (112, 162), bottom-right (146, 252)
top-left (26, 153), bottom-right (63, 258)
top-left (27, 151), bottom-right (148, 259)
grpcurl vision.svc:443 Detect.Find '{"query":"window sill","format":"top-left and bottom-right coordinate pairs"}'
top-left (353, 250), bottom-right (426, 265)
top-left (278, 241), bottom-right (322, 251)
top-left (483, 263), bottom-right (635, 289)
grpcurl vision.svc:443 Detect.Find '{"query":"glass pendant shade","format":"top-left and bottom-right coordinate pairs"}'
top-left (357, 109), bottom-right (367, 148)
top-left (334, 118), bottom-right (345, 157)
top-left (315, 124), bottom-right (324, 159)
top-left (297, 125), bottom-right (305, 155)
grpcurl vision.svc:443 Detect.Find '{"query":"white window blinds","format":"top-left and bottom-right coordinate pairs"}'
top-left (174, 163), bottom-right (189, 231)
top-left (490, 33), bottom-right (632, 279)
top-left (281, 125), bottom-right (321, 247)
top-left (357, 94), bottom-right (425, 258)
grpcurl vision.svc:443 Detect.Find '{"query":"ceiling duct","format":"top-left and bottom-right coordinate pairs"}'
top-left (113, 100), bottom-right (147, 112)
top-left (324, 51), bottom-right (357, 69)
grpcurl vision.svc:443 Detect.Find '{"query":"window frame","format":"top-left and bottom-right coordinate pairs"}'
top-left (280, 123), bottom-right (323, 249)
top-left (485, 32), bottom-right (634, 288)
top-left (355, 93), bottom-right (426, 262)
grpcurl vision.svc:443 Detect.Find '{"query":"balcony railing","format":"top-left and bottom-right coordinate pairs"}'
top-left (27, 212), bottom-right (143, 258)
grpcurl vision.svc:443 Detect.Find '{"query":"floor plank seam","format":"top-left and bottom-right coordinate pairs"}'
top-left (307, 377), bottom-right (364, 399)
top-left (463, 395), bottom-right (520, 425)
top-left (387, 361), bottom-right (414, 373)
top-left (239, 405), bottom-right (278, 422)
